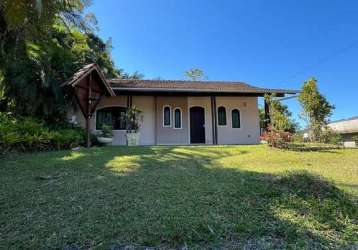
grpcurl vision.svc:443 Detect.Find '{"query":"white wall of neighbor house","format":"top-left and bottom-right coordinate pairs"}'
top-left (216, 96), bottom-right (260, 144)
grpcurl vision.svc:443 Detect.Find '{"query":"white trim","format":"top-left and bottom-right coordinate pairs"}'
top-left (217, 106), bottom-right (228, 127)
top-left (173, 107), bottom-right (183, 129)
top-left (188, 105), bottom-right (206, 144)
top-left (162, 105), bottom-right (172, 127)
top-left (231, 108), bottom-right (242, 129)
top-left (94, 105), bottom-right (127, 131)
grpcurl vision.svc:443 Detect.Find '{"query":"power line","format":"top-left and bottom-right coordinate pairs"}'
top-left (286, 40), bottom-right (358, 81)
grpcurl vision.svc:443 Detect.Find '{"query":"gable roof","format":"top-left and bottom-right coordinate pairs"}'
top-left (62, 64), bottom-right (115, 96)
top-left (62, 64), bottom-right (299, 97)
top-left (110, 79), bottom-right (299, 96)
top-left (328, 117), bottom-right (358, 134)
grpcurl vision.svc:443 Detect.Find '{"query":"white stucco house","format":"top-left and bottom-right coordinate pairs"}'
top-left (64, 64), bottom-right (298, 146)
top-left (327, 117), bottom-right (358, 147)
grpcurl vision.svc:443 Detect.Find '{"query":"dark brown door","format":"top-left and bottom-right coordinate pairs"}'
top-left (190, 107), bottom-right (205, 143)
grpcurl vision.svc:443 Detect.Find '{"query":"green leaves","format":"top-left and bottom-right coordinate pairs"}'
top-left (264, 93), bottom-right (298, 133)
top-left (298, 78), bottom-right (335, 141)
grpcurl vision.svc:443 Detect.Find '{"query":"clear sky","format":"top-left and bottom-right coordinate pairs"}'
top-left (88, 0), bottom-right (358, 127)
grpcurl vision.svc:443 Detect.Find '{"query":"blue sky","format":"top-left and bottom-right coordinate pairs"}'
top-left (88, 0), bottom-right (358, 127)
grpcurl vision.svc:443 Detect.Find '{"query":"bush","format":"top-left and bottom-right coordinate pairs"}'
top-left (320, 128), bottom-right (342, 145)
top-left (262, 126), bottom-right (292, 149)
top-left (352, 135), bottom-right (358, 147)
top-left (291, 133), bottom-right (305, 143)
top-left (0, 112), bottom-right (85, 153)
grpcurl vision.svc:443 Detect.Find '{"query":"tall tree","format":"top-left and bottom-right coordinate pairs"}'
top-left (185, 68), bottom-right (206, 81)
top-left (298, 78), bottom-right (334, 141)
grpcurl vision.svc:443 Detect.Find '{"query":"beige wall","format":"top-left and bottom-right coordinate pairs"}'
top-left (133, 96), bottom-right (156, 145)
top-left (216, 96), bottom-right (260, 144)
top-left (156, 96), bottom-right (189, 145)
top-left (68, 95), bottom-right (260, 145)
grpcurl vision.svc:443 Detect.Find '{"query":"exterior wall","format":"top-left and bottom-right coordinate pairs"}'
top-left (132, 96), bottom-right (156, 145)
top-left (341, 133), bottom-right (358, 148)
top-left (156, 96), bottom-right (189, 145)
top-left (94, 96), bottom-right (128, 145)
top-left (92, 95), bottom-right (155, 145)
top-left (67, 95), bottom-right (261, 146)
top-left (327, 118), bottom-right (358, 147)
top-left (188, 97), bottom-right (213, 144)
top-left (216, 96), bottom-right (260, 144)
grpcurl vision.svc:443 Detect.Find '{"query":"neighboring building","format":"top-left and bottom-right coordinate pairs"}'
top-left (327, 117), bottom-right (358, 147)
top-left (64, 64), bottom-right (298, 145)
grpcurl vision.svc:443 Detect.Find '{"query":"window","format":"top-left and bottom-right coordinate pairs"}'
top-left (96, 107), bottom-right (127, 130)
top-left (174, 108), bottom-right (182, 129)
top-left (232, 109), bottom-right (241, 128)
top-left (218, 106), bottom-right (227, 126)
top-left (163, 106), bottom-right (171, 127)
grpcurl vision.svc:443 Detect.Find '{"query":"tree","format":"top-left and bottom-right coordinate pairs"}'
top-left (0, 0), bottom-right (140, 122)
top-left (264, 94), bottom-right (298, 133)
top-left (185, 68), bottom-right (206, 81)
top-left (298, 78), bottom-right (334, 141)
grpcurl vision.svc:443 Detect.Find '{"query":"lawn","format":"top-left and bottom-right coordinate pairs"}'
top-left (1, 145), bottom-right (357, 249)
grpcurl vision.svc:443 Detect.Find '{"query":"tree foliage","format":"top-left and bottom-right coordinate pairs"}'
top-left (264, 94), bottom-right (298, 133)
top-left (0, 0), bottom-right (139, 122)
top-left (185, 68), bottom-right (206, 81)
top-left (298, 78), bottom-right (334, 141)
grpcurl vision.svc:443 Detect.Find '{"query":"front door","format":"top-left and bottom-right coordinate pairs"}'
top-left (190, 107), bottom-right (205, 144)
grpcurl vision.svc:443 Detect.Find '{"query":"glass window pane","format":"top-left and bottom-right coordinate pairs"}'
top-left (218, 106), bottom-right (226, 125)
top-left (175, 109), bottom-right (181, 128)
top-left (232, 109), bottom-right (240, 128)
top-left (164, 106), bottom-right (171, 126)
top-left (96, 107), bottom-right (127, 130)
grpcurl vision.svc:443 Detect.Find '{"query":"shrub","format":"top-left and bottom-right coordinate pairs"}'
top-left (262, 126), bottom-right (292, 149)
top-left (0, 112), bottom-right (85, 153)
top-left (291, 133), bottom-right (304, 143)
top-left (320, 127), bottom-right (342, 145)
top-left (99, 124), bottom-right (113, 138)
top-left (352, 135), bottom-right (358, 147)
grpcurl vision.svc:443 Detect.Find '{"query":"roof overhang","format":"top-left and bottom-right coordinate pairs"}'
top-left (111, 87), bottom-right (299, 97)
top-left (62, 64), bottom-right (115, 96)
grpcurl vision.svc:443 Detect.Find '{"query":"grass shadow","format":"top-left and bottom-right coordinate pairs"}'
top-left (1, 146), bottom-right (357, 249)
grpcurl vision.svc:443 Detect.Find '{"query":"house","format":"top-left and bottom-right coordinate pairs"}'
top-left (63, 64), bottom-right (298, 146)
top-left (327, 117), bottom-right (358, 147)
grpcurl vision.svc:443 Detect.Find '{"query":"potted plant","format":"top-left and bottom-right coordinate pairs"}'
top-left (125, 106), bottom-right (142, 146)
top-left (97, 124), bottom-right (113, 145)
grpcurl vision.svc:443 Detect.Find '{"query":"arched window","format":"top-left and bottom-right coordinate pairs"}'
top-left (174, 108), bottom-right (182, 129)
top-left (232, 109), bottom-right (241, 128)
top-left (218, 106), bottom-right (227, 126)
top-left (96, 107), bottom-right (127, 130)
top-left (163, 106), bottom-right (171, 127)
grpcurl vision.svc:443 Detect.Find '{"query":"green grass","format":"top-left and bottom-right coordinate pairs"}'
top-left (1, 145), bottom-right (357, 249)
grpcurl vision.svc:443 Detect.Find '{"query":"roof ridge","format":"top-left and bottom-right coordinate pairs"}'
top-left (329, 116), bottom-right (358, 123)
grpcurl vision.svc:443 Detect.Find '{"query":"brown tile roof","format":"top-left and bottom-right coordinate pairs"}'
top-left (110, 79), bottom-right (299, 95)
top-left (61, 64), bottom-right (115, 96)
top-left (62, 64), bottom-right (298, 96)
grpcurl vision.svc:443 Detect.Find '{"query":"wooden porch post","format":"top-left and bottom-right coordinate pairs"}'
top-left (211, 96), bottom-right (218, 144)
top-left (86, 73), bottom-right (92, 148)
